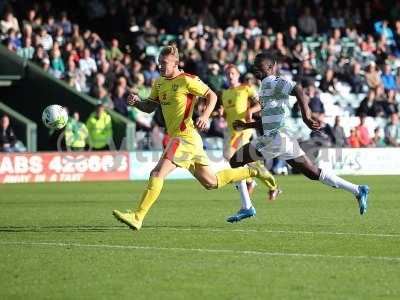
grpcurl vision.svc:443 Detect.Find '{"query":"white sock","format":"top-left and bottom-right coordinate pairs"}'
top-left (319, 169), bottom-right (359, 195)
top-left (234, 180), bottom-right (253, 209)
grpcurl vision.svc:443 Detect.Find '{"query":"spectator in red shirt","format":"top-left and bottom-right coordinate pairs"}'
top-left (348, 128), bottom-right (360, 148)
top-left (356, 115), bottom-right (372, 147)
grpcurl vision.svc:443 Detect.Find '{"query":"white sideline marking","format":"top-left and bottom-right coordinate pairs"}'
top-left (144, 227), bottom-right (400, 238)
top-left (0, 241), bottom-right (399, 262)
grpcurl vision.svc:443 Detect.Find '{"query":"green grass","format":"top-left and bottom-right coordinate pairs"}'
top-left (0, 176), bottom-right (399, 299)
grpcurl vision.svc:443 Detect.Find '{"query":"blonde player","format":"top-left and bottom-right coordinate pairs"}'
top-left (112, 46), bottom-right (274, 230)
top-left (222, 64), bottom-right (280, 223)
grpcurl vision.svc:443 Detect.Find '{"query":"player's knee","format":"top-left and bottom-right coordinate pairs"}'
top-left (203, 178), bottom-right (218, 190)
top-left (150, 168), bottom-right (160, 177)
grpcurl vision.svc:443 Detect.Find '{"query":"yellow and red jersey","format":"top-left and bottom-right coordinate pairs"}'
top-left (221, 84), bottom-right (257, 132)
top-left (149, 72), bottom-right (210, 138)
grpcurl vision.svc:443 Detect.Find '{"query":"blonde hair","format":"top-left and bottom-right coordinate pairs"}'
top-left (159, 45), bottom-right (179, 60)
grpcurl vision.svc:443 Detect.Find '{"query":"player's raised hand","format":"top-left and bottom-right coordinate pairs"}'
top-left (233, 120), bottom-right (246, 131)
top-left (195, 116), bottom-right (209, 131)
top-left (127, 93), bottom-right (140, 106)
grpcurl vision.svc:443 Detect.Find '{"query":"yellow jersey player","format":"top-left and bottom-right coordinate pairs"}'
top-left (112, 46), bottom-right (274, 230)
top-left (222, 64), bottom-right (280, 223)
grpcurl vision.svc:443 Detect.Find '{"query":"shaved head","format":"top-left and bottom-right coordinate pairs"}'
top-left (253, 52), bottom-right (277, 80)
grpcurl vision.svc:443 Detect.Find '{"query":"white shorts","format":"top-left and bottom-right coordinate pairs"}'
top-left (251, 130), bottom-right (305, 161)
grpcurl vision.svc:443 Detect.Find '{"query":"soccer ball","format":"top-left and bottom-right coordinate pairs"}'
top-left (42, 105), bottom-right (69, 129)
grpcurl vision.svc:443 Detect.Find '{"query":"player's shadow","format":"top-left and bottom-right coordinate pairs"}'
top-left (0, 225), bottom-right (126, 233)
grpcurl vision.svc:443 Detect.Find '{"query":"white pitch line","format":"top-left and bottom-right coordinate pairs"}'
top-left (0, 241), bottom-right (399, 262)
top-left (144, 227), bottom-right (400, 238)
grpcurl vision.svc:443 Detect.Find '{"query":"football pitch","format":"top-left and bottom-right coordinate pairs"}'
top-left (1, 176), bottom-right (399, 299)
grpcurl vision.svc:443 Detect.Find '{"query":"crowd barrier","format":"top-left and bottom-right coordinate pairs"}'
top-left (0, 148), bottom-right (399, 183)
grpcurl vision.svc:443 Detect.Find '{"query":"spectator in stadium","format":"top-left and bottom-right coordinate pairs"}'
top-left (285, 25), bottom-right (300, 50)
top-left (332, 116), bottom-right (348, 147)
top-left (106, 38), bottom-right (123, 61)
top-left (17, 36), bottom-right (35, 60)
top-left (143, 60), bottom-right (160, 86)
top-left (79, 48), bottom-right (97, 77)
top-left (66, 59), bottom-right (87, 92)
top-left (38, 26), bottom-right (53, 51)
top-left (97, 87), bottom-right (113, 109)
top-left (225, 19), bottom-right (244, 36)
top-left (33, 45), bottom-right (49, 65)
top-left (65, 111), bottom-right (89, 151)
top-left (381, 64), bottom-right (398, 91)
top-left (297, 59), bottom-right (318, 83)
top-left (319, 68), bottom-right (338, 95)
top-left (356, 115), bottom-right (373, 147)
top-left (0, 115), bottom-right (18, 152)
top-left (298, 7), bottom-right (317, 36)
top-left (112, 83), bottom-right (129, 116)
top-left (347, 62), bottom-right (365, 94)
top-left (365, 62), bottom-right (382, 90)
top-left (382, 89), bottom-right (399, 117)
top-left (86, 104), bottom-right (113, 151)
top-left (7, 28), bottom-right (21, 49)
top-left (374, 20), bottom-right (394, 45)
top-left (131, 73), bottom-right (151, 100)
top-left (372, 127), bottom-right (386, 147)
top-left (385, 113), bottom-right (400, 146)
top-left (306, 83), bottom-right (325, 116)
top-left (348, 128), bottom-right (360, 148)
top-left (90, 73), bottom-right (106, 98)
top-left (50, 47), bottom-right (65, 79)
top-left (58, 11), bottom-right (72, 35)
top-left (356, 89), bottom-right (384, 117)
top-left (206, 63), bottom-right (224, 93)
top-left (0, 10), bottom-right (20, 34)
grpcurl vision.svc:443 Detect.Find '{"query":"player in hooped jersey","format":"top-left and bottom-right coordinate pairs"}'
top-left (230, 52), bottom-right (369, 215)
top-left (221, 64), bottom-right (280, 223)
top-left (112, 46), bottom-right (276, 230)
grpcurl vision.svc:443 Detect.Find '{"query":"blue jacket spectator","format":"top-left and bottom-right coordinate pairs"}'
top-left (381, 64), bottom-right (398, 91)
top-left (374, 20), bottom-right (394, 45)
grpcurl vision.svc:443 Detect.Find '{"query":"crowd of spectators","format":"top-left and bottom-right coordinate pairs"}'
top-left (1, 0), bottom-right (400, 152)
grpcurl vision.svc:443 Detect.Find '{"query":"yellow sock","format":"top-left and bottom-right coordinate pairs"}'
top-left (216, 167), bottom-right (254, 188)
top-left (255, 161), bottom-right (277, 190)
top-left (263, 171), bottom-right (277, 190)
top-left (135, 176), bottom-right (164, 220)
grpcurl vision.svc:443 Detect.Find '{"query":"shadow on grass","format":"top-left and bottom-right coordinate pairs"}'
top-left (0, 225), bottom-right (126, 233)
top-left (0, 224), bottom-right (207, 233)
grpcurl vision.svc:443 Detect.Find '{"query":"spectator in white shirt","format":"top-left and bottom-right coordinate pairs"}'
top-left (225, 19), bottom-right (244, 36)
top-left (79, 48), bottom-right (97, 77)
top-left (1, 10), bottom-right (20, 34)
top-left (38, 27), bottom-right (53, 51)
top-left (248, 19), bottom-right (262, 36)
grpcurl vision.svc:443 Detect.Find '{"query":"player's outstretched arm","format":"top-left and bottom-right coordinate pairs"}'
top-left (196, 89), bottom-right (217, 131)
top-left (292, 84), bottom-right (321, 131)
top-left (127, 93), bottom-right (159, 113)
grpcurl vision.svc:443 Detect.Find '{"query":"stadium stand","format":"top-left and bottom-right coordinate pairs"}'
top-left (0, 0), bottom-right (399, 151)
